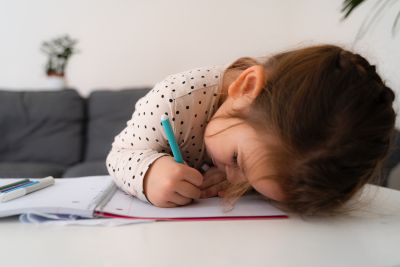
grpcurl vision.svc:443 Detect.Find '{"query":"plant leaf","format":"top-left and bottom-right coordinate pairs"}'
top-left (392, 9), bottom-right (400, 36)
top-left (354, 0), bottom-right (396, 41)
top-left (341, 0), bottom-right (367, 19)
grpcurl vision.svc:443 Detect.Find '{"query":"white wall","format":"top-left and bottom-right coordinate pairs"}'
top-left (0, 0), bottom-right (399, 120)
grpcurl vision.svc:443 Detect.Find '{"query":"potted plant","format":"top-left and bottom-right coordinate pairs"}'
top-left (341, 0), bottom-right (400, 40)
top-left (41, 35), bottom-right (78, 89)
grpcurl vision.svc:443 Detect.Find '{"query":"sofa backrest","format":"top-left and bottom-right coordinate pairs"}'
top-left (84, 88), bottom-right (150, 161)
top-left (0, 89), bottom-right (84, 166)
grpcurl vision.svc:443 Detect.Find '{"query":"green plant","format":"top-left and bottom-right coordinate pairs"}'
top-left (341, 0), bottom-right (400, 39)
top-left (41, 35), bottom-right (78, 76)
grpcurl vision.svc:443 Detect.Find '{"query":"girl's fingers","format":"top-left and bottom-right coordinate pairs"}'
top-left (175, 180), bottom-right (202, 200)
top-left (164, 201), bottom-right (179, 208)
top-left (181, 165), bottom-right (204, 187)
top-left (203, 167), bottom-right (224, 179)
top-left (200, 173), bottom-right (226, 190)
top-left (201, 180), bottom-right (229, 198)
top-left (201, 168), bottom-right (226, 190)
top-left (170, 192), bottom-right (193, 206)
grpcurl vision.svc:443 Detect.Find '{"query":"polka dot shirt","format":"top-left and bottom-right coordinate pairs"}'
top-left (106, 65), bottom-right (226, 203)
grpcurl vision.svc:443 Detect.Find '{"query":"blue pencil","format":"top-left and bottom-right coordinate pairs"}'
top-left (161, 114), bottom-right (184, 163)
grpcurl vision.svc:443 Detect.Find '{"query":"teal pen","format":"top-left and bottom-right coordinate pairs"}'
top-left (161, 114), bottom-right (184, 163)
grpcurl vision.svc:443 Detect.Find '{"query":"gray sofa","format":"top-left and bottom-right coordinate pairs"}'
top-left (0, 88), bottom-right (399, 190)
top-left (0, 88), bottom-right (149, 178)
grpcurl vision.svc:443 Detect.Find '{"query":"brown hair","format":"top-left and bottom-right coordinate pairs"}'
top-left (211, 44), bottom-right (396, 216)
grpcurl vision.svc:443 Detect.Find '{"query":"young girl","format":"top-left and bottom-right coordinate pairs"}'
top-left (106, 44), bottom-right (396, 216)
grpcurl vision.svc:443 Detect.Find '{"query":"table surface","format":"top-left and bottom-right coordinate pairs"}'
top-left (1, 185), bottom-right (400, 267)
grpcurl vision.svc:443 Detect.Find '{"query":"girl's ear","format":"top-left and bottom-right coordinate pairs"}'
top-left (227, 65), bottom-right (266, 109)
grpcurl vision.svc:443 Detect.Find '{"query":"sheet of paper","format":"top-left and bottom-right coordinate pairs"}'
top-left (0, 176), bottom-right (113, 218)
top-left (99, 189), bottom-right (287, 219)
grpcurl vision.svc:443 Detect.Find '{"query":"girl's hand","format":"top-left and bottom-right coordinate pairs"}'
top-left (200, 167), bottom-right (229, 198)
top-left (143, 156), bottom-right (204, 207)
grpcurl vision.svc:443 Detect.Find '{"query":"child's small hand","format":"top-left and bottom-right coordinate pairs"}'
top-left (143, 156), bottom-right (204, 208)
top-left (200, 167), bottom-right (229, 198)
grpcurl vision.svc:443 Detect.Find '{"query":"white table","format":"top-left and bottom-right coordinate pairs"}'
top-left (1, 185), bottom-right (400, 267)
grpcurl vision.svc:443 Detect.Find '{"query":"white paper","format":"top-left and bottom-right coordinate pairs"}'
top-left (100, 189), bottom-right (286, 219)
top-left (0, 176), bottom-right (287, 221)
top-left (0, 176), bottom-right (113, 218)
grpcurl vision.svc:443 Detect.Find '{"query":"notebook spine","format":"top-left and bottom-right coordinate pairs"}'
top-left (88, 181), bottom-right (117, 214)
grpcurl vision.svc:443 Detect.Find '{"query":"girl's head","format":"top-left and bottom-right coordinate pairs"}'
top-left (204, 44), bottom-right (396, 216)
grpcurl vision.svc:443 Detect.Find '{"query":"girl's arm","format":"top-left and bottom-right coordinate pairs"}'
top-left (106, 76), bottom-right (206, 205)
top-left (106, 147), bottom-right (169, 203)
top-left (106, 80), bottom-right (175, 203)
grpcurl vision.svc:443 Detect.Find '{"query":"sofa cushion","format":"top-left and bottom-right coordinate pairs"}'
top-left (62, 161), bottom-right (108, 177)
top-left (84, 88), bottom-right (150, 161)
top-left (0, 162), bottom-right (65, 178)
top-left (0, 89), bottom-right (84, 166)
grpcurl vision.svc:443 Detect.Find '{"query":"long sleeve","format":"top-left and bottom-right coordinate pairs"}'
top-left (106, 80), bottom-right (175, 203)
top-left (106, 65), bottom-right (225, 204)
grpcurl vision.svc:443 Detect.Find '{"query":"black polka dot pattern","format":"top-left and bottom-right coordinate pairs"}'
top-left (106, 65), bottom-right (224, 204)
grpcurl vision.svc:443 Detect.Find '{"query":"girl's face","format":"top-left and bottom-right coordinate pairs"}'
top-left (204, 64), bottom-right (284, 201)
top-left (204, 116), bottom-right (285, 201)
